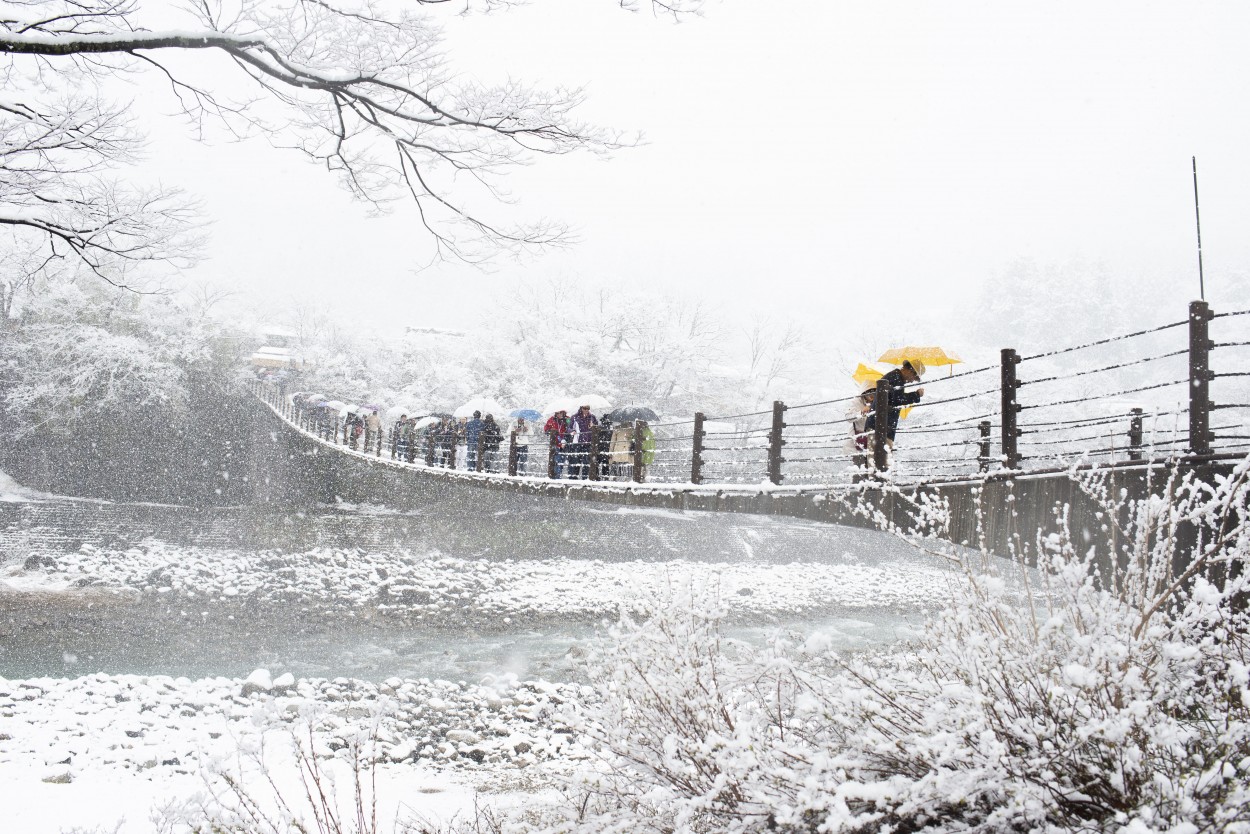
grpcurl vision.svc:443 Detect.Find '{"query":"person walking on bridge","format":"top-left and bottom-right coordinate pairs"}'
top-left (464, 411), bottom-right (484, 471)
top-left (864, 359), bottom-right (926, 451)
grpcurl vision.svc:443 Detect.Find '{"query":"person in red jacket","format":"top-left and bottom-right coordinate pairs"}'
top-left (543, 409), bottom-right (571, 478)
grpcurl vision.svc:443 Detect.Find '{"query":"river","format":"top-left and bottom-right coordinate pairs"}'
top-left (0, 490), bottom-right (955, 683)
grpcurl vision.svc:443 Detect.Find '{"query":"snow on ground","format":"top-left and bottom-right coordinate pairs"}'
top-left (0, 670), bottom-right (584, 833)
top-left (2, 541), bottom-right (957, 621)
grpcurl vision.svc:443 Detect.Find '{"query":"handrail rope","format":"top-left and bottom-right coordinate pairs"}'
top-left (1214, 372), bottom-right (1250, 378)
top-left (702, 426), bottom-right (773, 437)
top-left (1021, 409), bottom-right (1187, 429)
top-left (909, 363), bottom-right (1000, 386)
top-left (1213, 403), bottom-right (1250, 410)
top-left (785, 416), bottom-right (858, 429)
top-left (1018, 348), bottom-right (1189, 386)
top-left (895, 425), bottom-right (988, 435)
top-left (1216, 434), bottom-right (1250, 440)
top-left (1018, 318), bottom-right (1186, 362)
top-left (783, 393), bottom-right (860, 411)
top-left (907, 410), bottom-right (999, 431)
top-left (1211, 308), bottom-right (1250, 319)
top-left (704, 407), bottom-right (775, 421)
top-left (1020, 416), bottom-right (1131, 435)
top-left (903, 388), bottom-right (997, 410)
top-left (1215, 341), bottom-right (1250, 348)
top-left (1019, 378), bottom-right (1187, 410)
top-left (1019, 428), bottom-right (1165, 448)
top-left (785, 456), bottom-right (858, 464)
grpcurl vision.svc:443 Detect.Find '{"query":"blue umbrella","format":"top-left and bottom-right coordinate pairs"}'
top-left (510, 408), bottom-right (542, 421)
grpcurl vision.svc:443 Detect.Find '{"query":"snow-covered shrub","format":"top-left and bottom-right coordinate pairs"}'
top-left (513, 459), bottom-right (1250, 834)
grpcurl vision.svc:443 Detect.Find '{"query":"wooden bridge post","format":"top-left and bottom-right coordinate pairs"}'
top-left (376, 426), bottom-right (382, 457)
top-left (448, 434), bottom-right (458, 470)
top-left (425, 430), bottom-right (436, 467)
top-left (978, 420), bottom-right (992, 472)
top-left (1128, 407), bottom-right (1144, 461)
top-left (767, 400), bottom-right (787, 484)
top-left (872, 380), bottom-right (890, 471)
top-left (547, 431), bottom-right (558, 479)
top-left (632, 420), bottom-right (644, 483)
top-left (476, 434), bottom-right (485, 472)
top-left (588, 426), bottom-right (601, 481)
top-left (690, 412), bottom-right (705, 485)
top-left (1189, 300), bottom-right (1214, 456)
top-left (1000, 348), bottom-right (1021, 469)
top-left (508, 430), bottom-right (519, 477)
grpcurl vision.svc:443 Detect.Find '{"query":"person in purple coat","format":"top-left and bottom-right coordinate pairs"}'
top-left (568, 404), bottom-right (599, 479)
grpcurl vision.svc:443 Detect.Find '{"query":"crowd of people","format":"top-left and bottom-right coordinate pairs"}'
top-left (287, 394), bottom-right (657, 481)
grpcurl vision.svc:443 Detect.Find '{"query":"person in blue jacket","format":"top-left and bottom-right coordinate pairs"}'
top-left (864, 359), bottom-right (926, 447)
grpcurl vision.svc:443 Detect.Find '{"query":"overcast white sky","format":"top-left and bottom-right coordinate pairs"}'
top-left (148, 0), bottom-right (1250, 339)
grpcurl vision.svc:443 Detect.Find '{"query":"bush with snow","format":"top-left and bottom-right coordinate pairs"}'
top-left (504, 459), bottom-right (1250, 834)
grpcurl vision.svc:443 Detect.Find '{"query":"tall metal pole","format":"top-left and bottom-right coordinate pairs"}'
top-left (1000, 348), bottom-right (1020, 470)
top-left (1193, 156), bottom-right (1205, 301)
top-left (872, 379), bottom-right (890, 471)
top-left (1189, 300), bottom-right (1213, 456)
top-left (690, 412), bottom-right (705, 485)
top-left (767, 401), bottom-right (787, 485)
top-left (1128, 408), bottom-right (1144, 462)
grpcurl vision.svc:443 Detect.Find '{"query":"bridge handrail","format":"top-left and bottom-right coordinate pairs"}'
top-left (255, 299), bottom-right (1249, 488)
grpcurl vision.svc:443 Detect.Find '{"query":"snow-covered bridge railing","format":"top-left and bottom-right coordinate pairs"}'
top-left (250, 299), bottom-right (1249, 492)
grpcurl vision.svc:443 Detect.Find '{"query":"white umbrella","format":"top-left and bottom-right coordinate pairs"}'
top-left (385, 405), bottom-right (413, 421)
top-left (573, 394), bottom-right (613, 412)
top-left (542, 398), bottom-right (573, 415)
top-left (454, 397), bottom-right (506, 419)
top-left (413, 416), bottom-right (440, 430)
top-left (323, 400), bottom-right (346, 411)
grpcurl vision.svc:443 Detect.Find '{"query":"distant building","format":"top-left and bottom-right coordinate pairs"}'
top-left (250, 327), bottom-right (306, 371)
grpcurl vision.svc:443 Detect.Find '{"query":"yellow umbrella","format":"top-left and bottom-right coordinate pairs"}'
top-left (852, 362), bottom-right (884, 388)
top-left (877, 346), bottom-right (963, 367)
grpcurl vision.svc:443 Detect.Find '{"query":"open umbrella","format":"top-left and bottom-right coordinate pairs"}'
top-left (573, 394), bottom-right (613, 412)
top-left (608, 406), bottom-right (659, 423)
top-left (361, 402), bottom-right (384, 411)
top-left (323, 399), bottom-right (346, 411)
top-left (877, 346), bottom-right (963, 377)
top-left (454, 397), bottom-right (507, 418)
top-left (510, 408), bottom-right (542, 422)
top-left (542, 398), bottom-right (573, 415)
top-left (384, 405), bottom-right (413, 421)
top-left (413, 416), bottom-right (440, 430)
top-left (343, 404), bottom-right (360, 415)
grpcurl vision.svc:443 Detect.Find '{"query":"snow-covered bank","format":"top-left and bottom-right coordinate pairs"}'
top-left (0, 669), bottom-right (585, 833)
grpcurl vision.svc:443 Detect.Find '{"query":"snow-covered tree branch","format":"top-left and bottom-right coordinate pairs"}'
top-left (0, 0), bottom-right (702, 284)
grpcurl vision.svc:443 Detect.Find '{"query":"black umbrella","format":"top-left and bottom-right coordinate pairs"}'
top-left (608, 406), bottom-right (659, 423)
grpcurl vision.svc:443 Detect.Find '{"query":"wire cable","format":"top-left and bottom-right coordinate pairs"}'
top-left (1020, 378), bottom-right (1187, 410)
top-left (1019, 349), bottom-right (1188, 386)
top-left (1019, 319), bottom-right (1186, 362)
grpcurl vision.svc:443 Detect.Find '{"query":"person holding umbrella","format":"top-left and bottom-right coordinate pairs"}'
top-left (864, 358), bottom-right (926, 453)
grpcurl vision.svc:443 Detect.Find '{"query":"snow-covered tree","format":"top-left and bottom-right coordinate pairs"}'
top-left (0, 0), bottom-right (702, 288)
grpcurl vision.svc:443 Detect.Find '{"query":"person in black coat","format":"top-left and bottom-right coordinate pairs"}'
top-left (864, 359), bottom-right (926, 445)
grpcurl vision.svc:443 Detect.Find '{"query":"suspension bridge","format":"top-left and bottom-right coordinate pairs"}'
top-left (248, 300), bottom-right (1249, 555)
